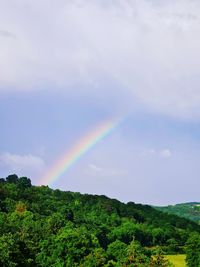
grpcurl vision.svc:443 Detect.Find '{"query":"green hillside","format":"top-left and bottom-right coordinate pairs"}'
top-left (156, 203), bottom-right (200, 224)
top-left (0, 174), bottom-right (200, 266)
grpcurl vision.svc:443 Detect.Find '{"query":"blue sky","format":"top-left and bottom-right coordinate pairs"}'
top-left (0, 0), bottom-right (200, 205)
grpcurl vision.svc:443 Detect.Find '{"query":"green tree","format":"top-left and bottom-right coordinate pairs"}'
top-left (123, 240), bottom-right (150, 266)
top-left (0, 233), bottom-right (19, 267)
top-left (6, 174), bottom-right (18, 184)
top-left (36, 226), bottom-right (100, 266)
top-left (18, 177), bottom-right (32, 189)
top-left (186, 233), bottom-right (200, 267)
top-left (107, 240), bottom-right (127, 262)
top-left (81, 248), bottom-right (107, 266)
top-left (150, 247), bottom-right (172, 267)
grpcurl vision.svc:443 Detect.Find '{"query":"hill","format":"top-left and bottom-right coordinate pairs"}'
top-left (156, 202), bottom-right (200, 224)
top-left (0, 174), bottom-right (200, 266)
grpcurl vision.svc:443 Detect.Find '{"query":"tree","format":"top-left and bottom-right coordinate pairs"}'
top-left (0, 178), bottom-right (5, 183)
top-left (36, 226), bottom-right (100, 266)
top-left (81, 248), bottom-right (107, 266)
top-left (186, 233), bottom-right (200, 267)
top-left (107, 240), bottom-right (127, 262)
top-left (123, 240), bottom-right (150, 266)
top-left (18, 177), bottom-right (32, 189)
top-left (6, 174), bottom-right (18, 184)
top-left (0, 233), bottom-right (19, 267)
top-left (150, 247), bottom-right (172, 267)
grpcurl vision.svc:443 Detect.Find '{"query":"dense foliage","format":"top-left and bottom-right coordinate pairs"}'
top-left (0, 174), bottom-right (200, 266)
top-left (185, 233), bottom-right (200, 267)
top-left (156, 203), bottom-right (200, 224)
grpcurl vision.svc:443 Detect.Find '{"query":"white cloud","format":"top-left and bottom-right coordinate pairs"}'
top-left (89, 164), bottom-right (103, 173)
top-left (88, 163), bottom-right (126, 177)
top-left (141, 148), bottom-right (172, 159)
top-left (0, 1), bottom-right (200, 119)
top-left (0, 152), bottom-right (46, 176)
top-left (160, 149), bottom-right (172, 158)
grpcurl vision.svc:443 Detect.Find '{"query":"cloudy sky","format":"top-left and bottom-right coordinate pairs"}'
top-left (1, 0), bottom-right (200, 205)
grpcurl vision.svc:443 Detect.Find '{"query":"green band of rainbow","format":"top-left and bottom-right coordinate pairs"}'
top-left (39, 118), bottom-right (120, 186)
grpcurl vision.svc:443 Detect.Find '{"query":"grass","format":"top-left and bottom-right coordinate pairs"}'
top-left (165, 254), bottom-right (186, 267)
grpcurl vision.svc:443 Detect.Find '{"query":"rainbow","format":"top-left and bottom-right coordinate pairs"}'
top-left (39, 118), bottom-right (121, 186)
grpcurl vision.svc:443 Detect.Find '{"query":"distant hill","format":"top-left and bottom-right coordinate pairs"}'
top-left (155, 202), bottom-right (200, 224)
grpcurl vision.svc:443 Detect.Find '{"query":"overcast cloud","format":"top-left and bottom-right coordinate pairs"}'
top-left (0, 152), bottom-right (46, 178)
top-left (0, 0), bottom-right (200, 119)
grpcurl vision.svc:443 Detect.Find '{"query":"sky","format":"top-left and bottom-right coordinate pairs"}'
top-left (0, 0), bottom-right (200, 205)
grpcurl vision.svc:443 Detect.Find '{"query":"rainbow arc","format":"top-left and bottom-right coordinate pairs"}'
top-left (39, 118), bottom-right (121, 186)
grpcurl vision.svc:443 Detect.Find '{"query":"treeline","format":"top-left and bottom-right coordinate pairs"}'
top-left (0, 174), bottom-right (199, 266)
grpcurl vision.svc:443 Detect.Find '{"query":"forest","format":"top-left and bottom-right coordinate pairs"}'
top-left (0, 174), bottom-right (199, 266)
